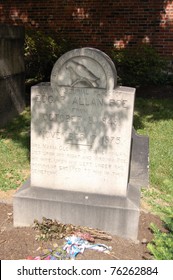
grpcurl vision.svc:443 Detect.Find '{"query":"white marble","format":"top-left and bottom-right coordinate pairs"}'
top-left (31, 48), bottom-right (135, 196)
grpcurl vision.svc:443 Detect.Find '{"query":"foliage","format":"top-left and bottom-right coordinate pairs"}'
top-left (24, 29), bottom-right (73, 80)
top-left (147, 207), bottom-right (173, 260)
top-left (112, 44), bottom-right (172, 87)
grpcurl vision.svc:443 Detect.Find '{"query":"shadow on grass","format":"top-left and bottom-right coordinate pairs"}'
top-left (0, 107), bottom-right (30, 159)
top-left (133, 98), bottom-right (173, 130)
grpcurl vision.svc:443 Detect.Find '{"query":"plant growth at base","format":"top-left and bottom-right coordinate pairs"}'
top-left (147, 207), bottom-right (173, 260)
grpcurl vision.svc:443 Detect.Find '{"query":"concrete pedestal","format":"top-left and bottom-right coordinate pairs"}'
top-left (13, 179), bottom-right (141, 240)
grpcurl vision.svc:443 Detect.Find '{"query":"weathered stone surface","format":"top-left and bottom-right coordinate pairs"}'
top-left (0, 24), bottom-right (25, 127)
top-left (31, 48), bottom-right (135, 196)
top-left (13, 178), bottom-right (140, 240)
top-left (129, 128), bottom-right (149, 188)
top-left (51, 47), bottom-right (117, 90)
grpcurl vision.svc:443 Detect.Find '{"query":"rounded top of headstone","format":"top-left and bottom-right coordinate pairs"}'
top-left (50, 48), bottom-right (117, 91)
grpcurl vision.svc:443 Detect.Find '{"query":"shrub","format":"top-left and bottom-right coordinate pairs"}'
top-left (147, 207), bottom-right (173, 260)
top-left (24, 29), bottom-right (73, 80)
top-left (111, 44), bottom-right (172, 87)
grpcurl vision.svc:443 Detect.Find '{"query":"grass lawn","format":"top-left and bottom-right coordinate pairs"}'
top-left (0, 98), bottom-right (173, 213)
top-left (0, 108), bottom-right (30, 191)
top-left (134, 98), bottom-right (173, 215)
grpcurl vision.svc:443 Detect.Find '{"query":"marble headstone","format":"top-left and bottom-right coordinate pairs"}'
top-left (31, 48), bottom-right (135, 196)
top-left (13, 48), bottom-right (149, 240)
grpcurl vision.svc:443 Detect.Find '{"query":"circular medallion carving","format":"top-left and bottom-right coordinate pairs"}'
top-left (51, 48), bottom-right (117, 91)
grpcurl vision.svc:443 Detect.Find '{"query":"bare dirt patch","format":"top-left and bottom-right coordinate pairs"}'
top-left (0, 191), bottom-right (163, 260)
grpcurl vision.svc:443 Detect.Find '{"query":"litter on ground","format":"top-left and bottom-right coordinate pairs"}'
top-left (27, 218), bottom-right (113, 260)
top-left (63, 235), bottom-right (112, 259)
top-left (26, 234), bottom-right (112, 260)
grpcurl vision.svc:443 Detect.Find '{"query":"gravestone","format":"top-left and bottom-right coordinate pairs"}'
top-left (0, 24), bottom-right (25, 127)
top-left (13, 48), bottom-right (149, 240)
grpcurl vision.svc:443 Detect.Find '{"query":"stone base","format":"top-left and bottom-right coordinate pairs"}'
top-left (13, 178), bottom-right (141, 240)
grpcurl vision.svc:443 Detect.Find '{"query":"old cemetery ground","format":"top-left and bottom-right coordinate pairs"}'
top-left (0, 94), bottom-right (173, 259)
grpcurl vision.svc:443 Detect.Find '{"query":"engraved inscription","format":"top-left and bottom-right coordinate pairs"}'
top-left (31, 143), bottom-right (128, 180)
top-left (31, 86), bottom-right (134, 196)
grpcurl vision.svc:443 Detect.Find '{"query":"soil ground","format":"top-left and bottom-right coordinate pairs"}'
top-left (0, 190), bottom-right (164, 260)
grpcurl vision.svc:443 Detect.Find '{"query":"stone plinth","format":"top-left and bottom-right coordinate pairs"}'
top-left (13, 181), bottom-right (140, 240)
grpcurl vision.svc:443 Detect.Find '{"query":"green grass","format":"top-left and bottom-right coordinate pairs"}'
top-left (134, 98), bottom-right (173, 214)
top-left (147, 218), bottom-right (173, 260)
top-left (0, 108), bottom-right (30, 190)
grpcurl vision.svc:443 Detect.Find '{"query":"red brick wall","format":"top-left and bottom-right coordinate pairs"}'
top-left (0, 0), bottom-right (173, 57)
